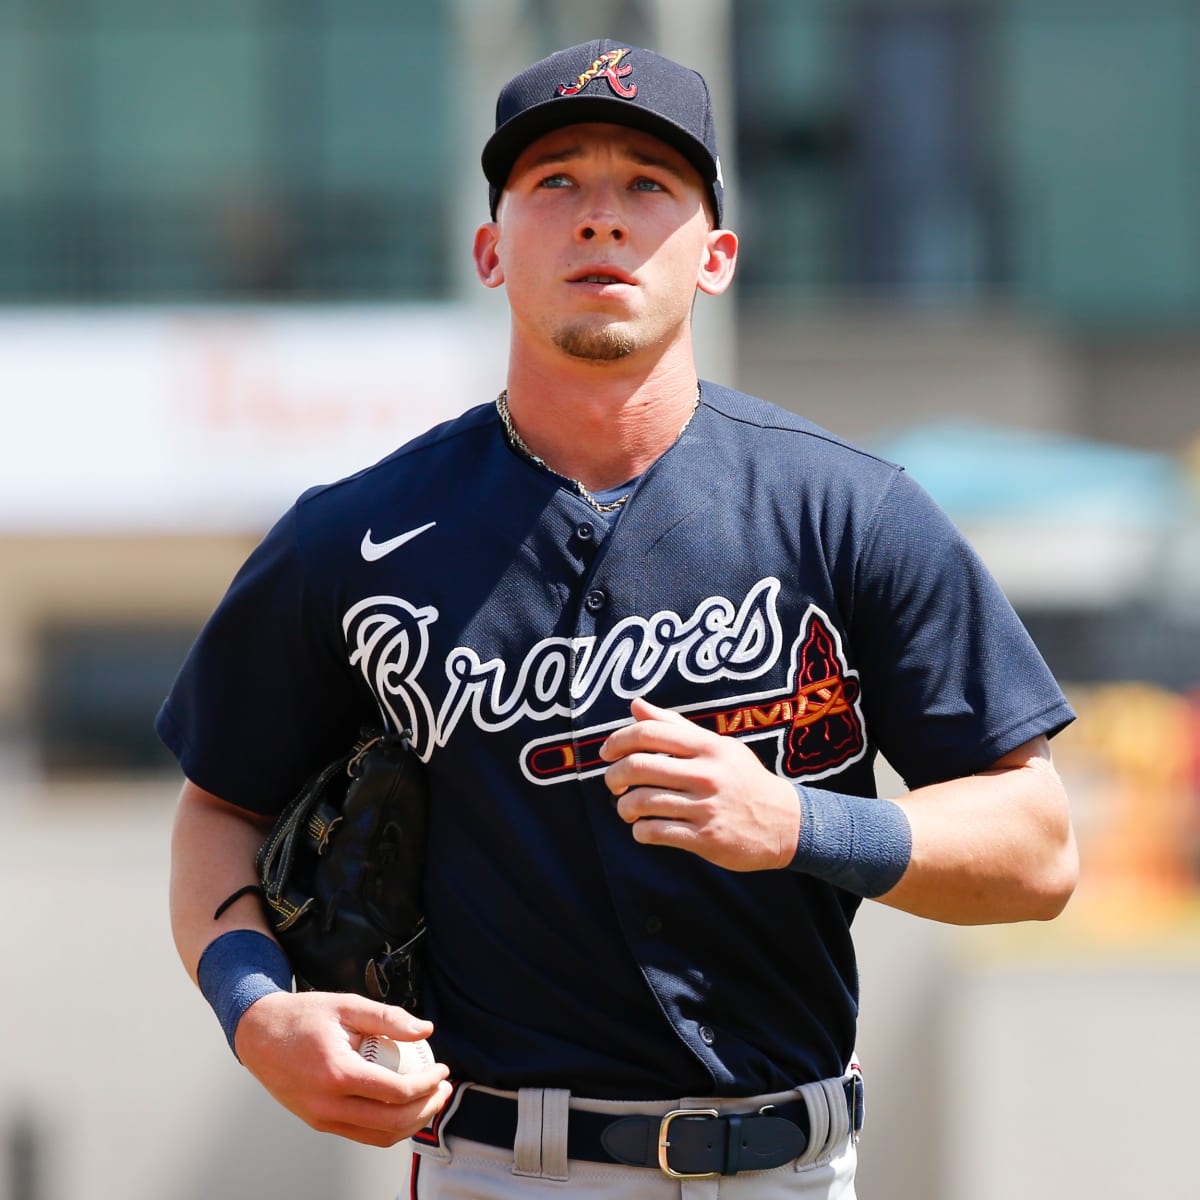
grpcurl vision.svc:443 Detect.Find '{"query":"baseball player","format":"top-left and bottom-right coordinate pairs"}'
top-left (162, 39), bottom-right (1078, 1199)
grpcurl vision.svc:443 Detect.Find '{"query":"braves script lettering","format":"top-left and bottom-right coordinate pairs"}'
top-left (342, 578), bottom-right (865, 781)
top-left (438, 578), bottom-right (781, 745)
top-left (343, 595), bottom-right (440, 752)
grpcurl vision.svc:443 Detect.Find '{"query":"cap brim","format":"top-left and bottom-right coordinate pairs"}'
top-left (482, 96), bottom-right (719, 210)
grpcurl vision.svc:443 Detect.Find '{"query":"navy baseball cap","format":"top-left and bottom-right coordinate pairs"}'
top-left (482, 39), bottom-right (725, 225)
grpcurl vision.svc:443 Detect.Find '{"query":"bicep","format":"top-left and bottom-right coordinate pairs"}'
top-left (979, 734), bottom-right (1053, 773)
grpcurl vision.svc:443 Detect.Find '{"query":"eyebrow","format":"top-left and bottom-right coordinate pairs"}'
top-left (521, 142), bottom-right (691, 183)
top-left (522, 145), bottom-right (586, 171)
top-left (627, 148), bottom-right (690, 182)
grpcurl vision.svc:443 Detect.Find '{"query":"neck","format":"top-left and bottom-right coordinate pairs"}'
top-left (501, 356), bottom-right (701, 492)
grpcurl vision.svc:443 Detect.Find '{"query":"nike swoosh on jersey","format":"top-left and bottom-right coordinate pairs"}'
top-left (360, 521), bottom-right (437, 562)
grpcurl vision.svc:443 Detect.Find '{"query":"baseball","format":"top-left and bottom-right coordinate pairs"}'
top-left (357, 1034), bottom-right (435, 1075)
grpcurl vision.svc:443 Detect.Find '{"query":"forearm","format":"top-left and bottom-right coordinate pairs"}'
top-left (169, 779), bottom-right (276, 980)
top-left (875, 743), bottom-right (1078, 925)
top-left (598, 701), bottom-right (1078, 926)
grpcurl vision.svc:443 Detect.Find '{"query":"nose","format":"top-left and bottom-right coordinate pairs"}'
top-left (579, 223), bottom-right (624, 242)
top-left (575, 181), bottom-right (626, 243)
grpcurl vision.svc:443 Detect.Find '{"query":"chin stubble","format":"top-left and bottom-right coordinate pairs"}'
top-left (552, 323), bottom-right (637, 361)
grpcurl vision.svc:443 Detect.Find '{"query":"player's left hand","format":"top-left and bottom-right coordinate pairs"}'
top-left (599, 697), bottom-right (801, 871)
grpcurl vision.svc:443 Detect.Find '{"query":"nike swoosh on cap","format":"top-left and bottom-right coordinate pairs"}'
top-left (360, 521), bottom-right (437, 562)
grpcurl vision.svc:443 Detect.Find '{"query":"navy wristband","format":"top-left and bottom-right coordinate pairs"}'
top-left (196, 930), bottom-right (293, 1060)
top-left (790, 787), bottom-right (912, 898)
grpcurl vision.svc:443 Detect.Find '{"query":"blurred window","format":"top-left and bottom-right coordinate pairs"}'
top-left (732, 2), bottom-right (853, 297)
top-left (999, 3), bottom-right (1200, 327)
top-left (849, 9), bottom-right (991, 298)
top-left (34, 623), bottom-right (197, 777)
top-left (733, 2), bottom-right (992, 303)
top-left (0, 0), bottom-right (452, 301)
top-left (1020, 605), bottom-right (1200, 695)
top-left (732, 0), bottom-right (1200, 327)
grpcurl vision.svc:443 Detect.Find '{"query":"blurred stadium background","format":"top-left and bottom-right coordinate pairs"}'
top-left (1, 2), bottom-right (1197, 1198)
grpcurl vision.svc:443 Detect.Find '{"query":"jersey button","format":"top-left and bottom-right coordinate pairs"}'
top-left (644, 915), bottom-right (663, 935)
top-left (584, 588), bottom-right (607, 612)
top-left (698, 1025), bottom-right (716, 1047)
top-left (575, 522), bottom-right (595, 542)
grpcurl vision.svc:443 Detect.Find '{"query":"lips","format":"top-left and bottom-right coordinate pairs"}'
top-left (570, 267), bottom-right (635, 286)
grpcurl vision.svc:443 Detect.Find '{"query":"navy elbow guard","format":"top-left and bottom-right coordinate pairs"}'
top-left (790, 787), bottom-right (912, 898)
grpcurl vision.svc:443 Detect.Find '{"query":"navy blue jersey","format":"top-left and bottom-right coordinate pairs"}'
top-left (158, 382), bottom-right (1074, 1099)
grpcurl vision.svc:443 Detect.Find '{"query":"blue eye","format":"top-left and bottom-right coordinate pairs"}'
top-left (538, 173), bottom-right (572, 189)
top-left (631, 177), bottom-right (666, 192)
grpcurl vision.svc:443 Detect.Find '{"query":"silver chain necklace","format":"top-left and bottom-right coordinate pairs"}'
top-left (495, 387), bottom-right (700, 515)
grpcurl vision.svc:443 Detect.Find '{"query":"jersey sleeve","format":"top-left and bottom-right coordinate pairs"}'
top-left (155, 503), bottom-right (368, 815)
top-left (847, 468), bottom-right (1074, 790)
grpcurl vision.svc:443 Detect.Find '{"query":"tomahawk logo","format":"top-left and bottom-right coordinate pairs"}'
top-left (519, 605), bottom-right (866, 785)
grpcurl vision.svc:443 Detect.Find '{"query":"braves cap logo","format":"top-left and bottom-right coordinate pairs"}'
top-left (556, 48), bottom-right (637, 98)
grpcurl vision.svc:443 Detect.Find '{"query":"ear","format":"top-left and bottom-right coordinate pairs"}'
top-left (696, 228), bottom-right (738, 297)
top-left (473, 222), bottom-right (505, 289)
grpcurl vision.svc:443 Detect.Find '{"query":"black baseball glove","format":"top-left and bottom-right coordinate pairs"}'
top-left (250, 729), bottom-right (429, 1012)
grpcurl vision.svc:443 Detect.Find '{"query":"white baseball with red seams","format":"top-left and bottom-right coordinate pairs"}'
top-left (357, 1034), bottom-right (435, 1074)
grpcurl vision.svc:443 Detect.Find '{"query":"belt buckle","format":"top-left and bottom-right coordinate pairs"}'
top-left (657, 1107), bottom-right (720, 1179)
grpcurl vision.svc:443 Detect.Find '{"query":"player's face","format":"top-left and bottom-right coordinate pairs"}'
top-left (476, 124), bottom-right (736, 365)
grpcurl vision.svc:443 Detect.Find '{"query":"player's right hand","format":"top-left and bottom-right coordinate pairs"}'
top-left (233, 989), bottom-right (452, 1146)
